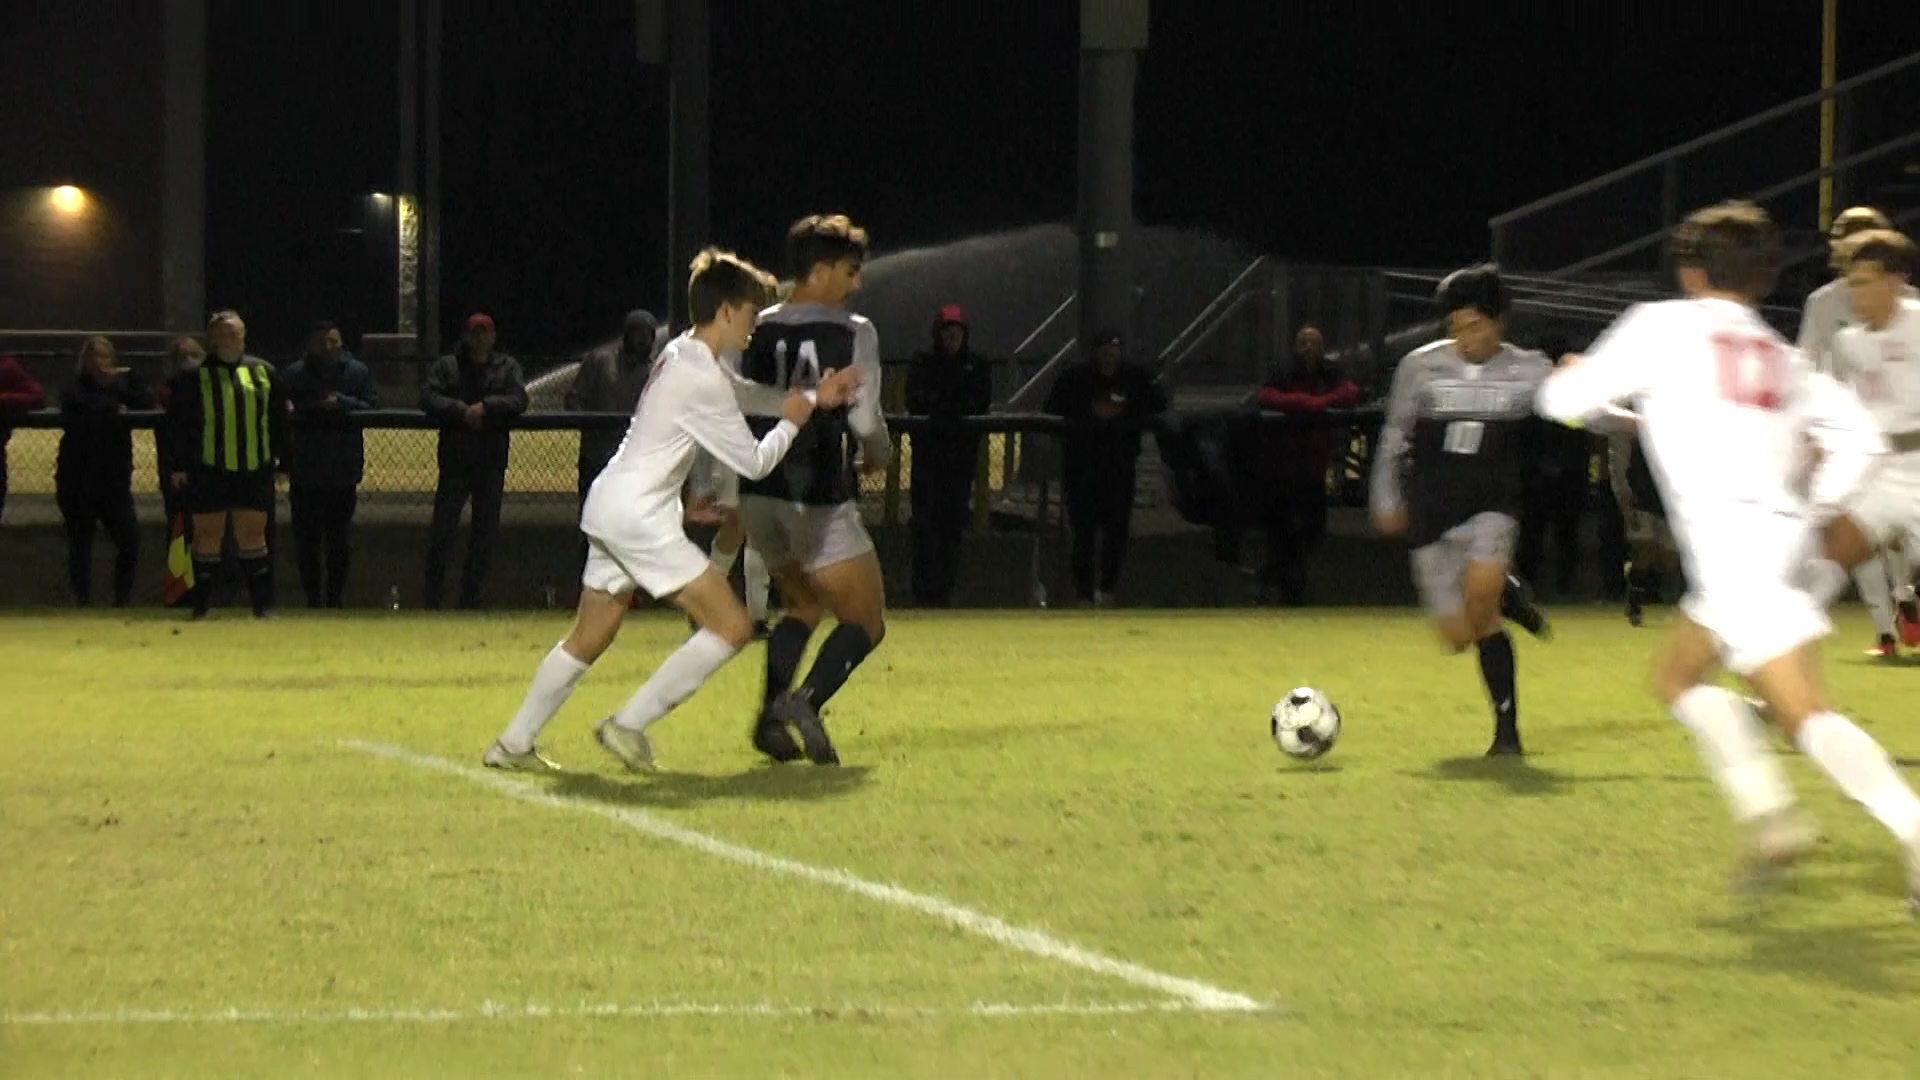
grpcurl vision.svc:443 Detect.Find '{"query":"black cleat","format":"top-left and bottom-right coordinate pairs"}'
top-left (1485, 731), bottom-right (1524, 757)
top-left (1500, 574), bottom-right (1552, 641)
top-left (751, 705), bottom-right (804, 763)
top-left (750, 620), bottom-right (771, 642)
top-left (1625, 587), bottom-right (1644, 627)
top-left (778, 690), bottom-right (840, 766)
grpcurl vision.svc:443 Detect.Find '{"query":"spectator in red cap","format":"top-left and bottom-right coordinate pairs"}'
top-left (420, 311), bottom-right (528, 608)
top-left (905, 304), bottom-right (993, 605)
top-left (0, 353), bottom-right (46, 523)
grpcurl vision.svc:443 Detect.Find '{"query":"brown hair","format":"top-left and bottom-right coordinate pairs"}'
top-left (687, 248), bottom-right (778, 325)
top-left (163, 335), bottom-right (206, 377)
top-left (74, 335), bottom-right (116, 377)
top-left (1846, 229), bottom-right (1915, 278)
top-left (785, 213), bottom-right (869, 281)
top-left (1667, 200), bottom-right (1780, 298)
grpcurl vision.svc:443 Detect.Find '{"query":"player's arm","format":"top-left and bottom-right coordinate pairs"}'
top-left (1366, 352), bottom-right (1422, 526)
top-left (1795, 369), bottom-right (1889, 520)
top-left (1535, 306), bottom-right (1658, 424)
top-left (681, 373), bottom-right (806, 481)
top-left (844, 321), bottom-right (892, 468)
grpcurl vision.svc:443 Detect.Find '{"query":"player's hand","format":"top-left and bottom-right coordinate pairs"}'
top-left (1371, 507), bottom-right (1407, 536)
top-left (815, 365), bottom-right (862, 409)
top-left (683, 494), bottom-right (722, 524)
top-left (781, 389), bottom-right (816, 427)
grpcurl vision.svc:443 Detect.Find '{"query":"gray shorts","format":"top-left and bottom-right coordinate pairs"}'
top-left (1410, 511), bottom-right (1518, 618)
top-left (739, 496), bottom-right (875, 573)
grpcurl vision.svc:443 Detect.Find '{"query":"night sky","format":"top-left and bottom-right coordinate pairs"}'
top-left (5, 0), bottom-right (1918, 353)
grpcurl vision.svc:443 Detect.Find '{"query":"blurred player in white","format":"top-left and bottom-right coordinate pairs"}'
top-left (1812, 231), bottom-right (1920, 652)
top-left (1539, 201), bottom-right (1919, 911)
top-left (484, 249), bottom-right (859, 772)
top-left (1798, 207), bottom-right (1917, 655)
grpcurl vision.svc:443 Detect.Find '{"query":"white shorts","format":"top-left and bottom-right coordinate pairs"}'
top-left (739, 496), bottom-right (874, 573)
top-left (581, 530), bottom-right (708, 599)
top-left (1845, 472), bottom-right (1920, 552)
top-left (1677, 514), bottom-right (1830, 676)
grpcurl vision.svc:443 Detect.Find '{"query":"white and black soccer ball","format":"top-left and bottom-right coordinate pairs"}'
top-left (1270, 687), bottom-right (1341, 760)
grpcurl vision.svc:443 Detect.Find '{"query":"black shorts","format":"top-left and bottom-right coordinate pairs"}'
top-left (183, 469), bottom-right (276, 515)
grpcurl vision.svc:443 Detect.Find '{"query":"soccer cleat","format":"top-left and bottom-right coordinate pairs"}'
top-left (1866, 634), bottom-right (1898, 660)
top-left (1499, 574), bottom-right (1552, 641)
top-left (594, 717), bottom-right (656, 773)
top-left (1898, 599), bottom-right (1920, 648)
top-left (1485, 731), bottom-right (1524, 757)
top-left (750, 704), bottom-right (804, 764)
top-left (1732, 809), bottom-right (1817, 893)
top-left (751, 620), bottom-right (771, 642)
top-left (777, 690), bottom-right (840, 766)
top-left (482, 740), bottom-right (561, 773)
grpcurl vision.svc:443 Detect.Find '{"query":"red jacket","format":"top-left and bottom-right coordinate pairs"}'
top-left (0, 355), bottom-right (47, 448)
top-left (1255, 366), bottom-right (1359, 485)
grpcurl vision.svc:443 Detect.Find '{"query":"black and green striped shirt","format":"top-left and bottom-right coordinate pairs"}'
top-left (166, 356), bottom-right (289, 475)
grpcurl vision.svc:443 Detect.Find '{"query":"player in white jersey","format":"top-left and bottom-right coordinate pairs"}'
top-left (733, 214), bottom-right (893, 766)
top-left (483, 249), bottom-right (860, 773)
top-left (1797, 207), bottom-right (1918, 654)
top-left (1812, 231), bottom-right (1920, 652)
top-left (1539, 202), bottom-right (1919, 911)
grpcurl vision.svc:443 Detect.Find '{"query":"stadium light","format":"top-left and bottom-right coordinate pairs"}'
top-left (48, 185), bottom-right (88, 216)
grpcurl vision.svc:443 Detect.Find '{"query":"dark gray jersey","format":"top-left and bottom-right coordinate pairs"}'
top-left (735, 302), bottom-right (890, 506)
top-left (1369, 341), bottom-right (1553, 547)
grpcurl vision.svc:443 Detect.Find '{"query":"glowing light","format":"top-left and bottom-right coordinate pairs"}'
top-left (49, 186), bottom-right (87, 215)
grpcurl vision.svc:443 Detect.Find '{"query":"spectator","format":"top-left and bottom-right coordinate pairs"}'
top-left (0, 353), bottom-right (47, 523)
top-left (567, 309), bottom-right (658, 573)
top-left (904, 303), bottom-right (993, 606)
top-left (57, 337), bottom-right (148, 606)
top-left (1516, 335), bottom-right (1592, 597)
top-left (152, 336), bottom-right (206, 606)
top-left (284, 321), bottom-right (378, 608)
top-left (420, 312), bottom-right (528, 609)
top-left (1253, 324), bottom-right (1359, 604)
top-left (1043, 330), bottom-right (1168, 606)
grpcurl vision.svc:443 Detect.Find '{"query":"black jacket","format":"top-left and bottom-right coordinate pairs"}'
top-left (905, 346), bottom-right (993, 484)
top-left (57, 371), bottom-right (151, 496)
top-left (420, 348), bottom-right (528, 474)
top-left (1043, 359), bottom-right (1169, 479)
top-left (284, 351), bottom-right (378, 488)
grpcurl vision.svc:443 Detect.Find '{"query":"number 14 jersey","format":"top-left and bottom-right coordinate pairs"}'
top-left (1371, 341), bottom-right (1552, 547)
top-left (736, 301), bottom-right (891, 507)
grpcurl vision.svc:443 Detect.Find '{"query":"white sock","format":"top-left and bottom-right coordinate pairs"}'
top-left (1804, 557), bottom-right (1850, 609)
top-left (613, 629), bottom-right (738, 734)
top-left (1795, 711), bottom-right (1920, 844)
top-left (1856, 556), bottom-right (1895, 636)
top-left (710, 542), bottom-right (740, 577)
top-left (1887, 547), bottom-right (1914, 602)
top-left (743, 546), bottom-right (770, 624)
top-left (498, 644), bottom-right (591, 753)
top-left (1670, 686), bottom-right (1794, 823)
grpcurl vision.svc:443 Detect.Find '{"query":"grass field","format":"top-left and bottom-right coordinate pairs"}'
top-left (4, 607), bottom-right (1919, 1079)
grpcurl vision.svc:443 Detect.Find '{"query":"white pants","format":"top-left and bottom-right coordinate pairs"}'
top-left (1677, 512), bottom-right (1829, 676)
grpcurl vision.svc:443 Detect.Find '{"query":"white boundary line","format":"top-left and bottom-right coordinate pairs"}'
top-left (2, 1000), bottom-right (1233, 1027)
top-left (342, 740), bottom-right (1267, 1015)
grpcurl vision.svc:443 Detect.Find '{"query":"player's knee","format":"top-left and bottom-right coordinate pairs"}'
top-left (708, 610), bottom-right (755, 650)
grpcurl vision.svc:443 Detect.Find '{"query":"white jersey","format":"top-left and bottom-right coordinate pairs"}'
top-left (1538, 297), bottom-right (1885, 548)
top-left (1832, 298), bottom-right (1920, 474)
top-left (580, 335), bottom-right (800, 547)
top-left (1798, 278), bottom-right (1919, 374)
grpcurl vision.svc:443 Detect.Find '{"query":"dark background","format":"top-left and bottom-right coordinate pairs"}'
top-left (3, 0), bottom-right (1917, 353)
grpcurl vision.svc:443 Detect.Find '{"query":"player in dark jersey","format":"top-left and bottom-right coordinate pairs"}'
top-left (1607, 412), bottom-right (1680, 627)
top-left (1370, 265), bottom-right (1553, 756)
top-left (734, 214), bottom-right (892, 765)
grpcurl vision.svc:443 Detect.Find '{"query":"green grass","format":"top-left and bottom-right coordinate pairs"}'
top-left (3, 607), bottom-right (1918, 1079)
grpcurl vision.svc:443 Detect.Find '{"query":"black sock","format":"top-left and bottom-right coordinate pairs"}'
top-left (798, 623), bottom-right (876, 709)
top-left (763, 616), bottom-right (814, 711)
top-left (239, 549), bottom-right (273, 616)
top-left (1477, 630), bottom-right (1517, 738)
top-left (191, 555), bottom-right (222, 615)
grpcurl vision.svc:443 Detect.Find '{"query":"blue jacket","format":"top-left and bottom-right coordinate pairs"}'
top-left (283, 351), bottom-right (378, 488)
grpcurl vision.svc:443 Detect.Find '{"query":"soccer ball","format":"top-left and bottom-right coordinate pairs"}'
top-left (1271, 687), bottom-right (1341, 760)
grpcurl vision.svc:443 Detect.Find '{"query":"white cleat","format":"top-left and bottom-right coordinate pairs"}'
top-left (483, 741), bottom-right (561, 773)
top-left (1733, 809), bottom-right (1818, 893)
top-left (595, 717), bottom-right (657, 773)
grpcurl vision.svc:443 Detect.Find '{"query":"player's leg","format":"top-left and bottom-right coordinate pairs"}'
top-left (742, 543), bottom-right (771, 628)
top-left (708, 508), bottom-right (744, 577)
top-left (487, 566), bottom-right (633, 772)
top-left (781, 506), bottom-right (887, 765)
top-left (1459, 514), bottom-right (1526, 755)
top-left (1854, 555), bottom-right (1898, 657)
top-left (1812, 507), bottom-right (1897, 653)
top-left (1886, 541), bottom-right (1919, 646)
top-left (595, 567), bottom-right (757, 772)
top-left (740, 496), bottom-right (814, 762)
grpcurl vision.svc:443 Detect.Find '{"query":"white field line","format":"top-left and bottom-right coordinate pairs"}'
top-left (1, 1000), bottom-right (1234, 1027)
top-left (341, 739), bottom-right (1267, 1015)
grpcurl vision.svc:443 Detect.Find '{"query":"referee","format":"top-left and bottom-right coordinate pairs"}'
top-left (165, 310), bottom-right (290, 619)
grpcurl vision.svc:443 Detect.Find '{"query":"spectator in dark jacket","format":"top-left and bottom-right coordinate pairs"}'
top-left (0, 353), bottom-right (47, 523)
top-left (284, 321), bottom-right (378, 607)
top-left (567, 309), bottom-right (658, 499)
top-left (905, 304), bottom-right (993, 605)
top-left (58, 337), bottom-right (149, 606)
top-left (1252, 324), bottom-right (1359, 604)
top-left (1516, 335), bottom-right (1592, 597)
top-left (1043, 330), bottom-right (1168, 606)
top-left (419, 312), bottom-right (528, 609)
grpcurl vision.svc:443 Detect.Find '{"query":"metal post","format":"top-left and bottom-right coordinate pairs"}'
top-left (665, 0), bottom-right (710, 330)
top-left (160, 0), bottom-right (206, 332)
top-left (1077, 0), bottom-right (1147, 352)
top-left (1818, 0), bottom-right (1838, 231)
top-left (420, 0), bottom-right (442, 358)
